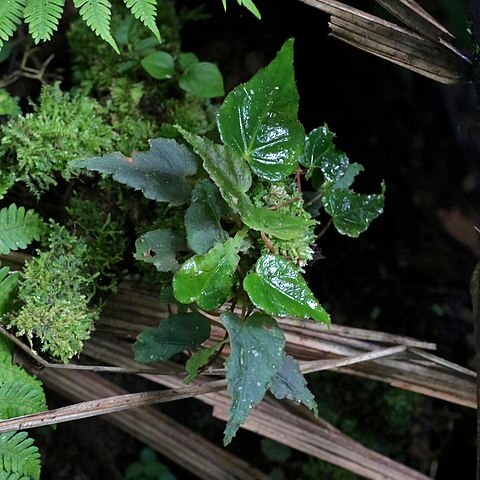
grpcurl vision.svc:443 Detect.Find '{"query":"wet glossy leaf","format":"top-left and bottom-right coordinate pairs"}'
top-left (141, 51), bottom-right (174, 80)
top-left (322, 184), bottom-right (385, 237)
top-left (184, 340), bottom-right (226, 384)
top-left (72, 138), bottom-right (198, 205)
top-left (179, 62), bottom-right (224, 98)
top-left (173, 236), bottom-right (242, 310)
top-left (134, 229), bottom-right (186, 272)
top-left (221, 312), bottom-right (285, 445)
top-left (217, 39), bottom-right (304, 181)
top-left (185, 179), bottom-right (229, 254)
top-left (299, 126), bottom-right (335, 171)
top-left (133, 312), bottom-right (211, 363)
top-left (268, 355), bottom-right (318, 414)
top-left (244, 254), bottom-right (330, 324)
top-left (178, 128), bottom-right (252, 212)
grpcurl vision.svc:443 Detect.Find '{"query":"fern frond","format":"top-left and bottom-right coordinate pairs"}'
top-left (0, 432), bottom-right (40, 480)
top-left (0, 0), bottom-right (26, 49)
top-left (0, 381), bottom-right (47, 419)
top-left (124, 0), bottom-right (161, 42)
top-left (0, 204), bottom-right (44, 255)
top-left (0, 267), bottom-right (18, 316)
top-left (24, 0), bottom-right (65, 43)
top-left (73, 0), bottom-right (119, 53)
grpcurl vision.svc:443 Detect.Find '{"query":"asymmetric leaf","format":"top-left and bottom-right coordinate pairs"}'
top-left (72, 138), bottom-right (198, 205)
top-left (0, 432), bottom-right (40, 480)
top-left (222, 312), bottom-right (285, 445)
top-left (268, 355), bottom-right (318, 414)
top-left (179, 62), bottom-right (225, 98)
top-left (178, 129), bottom-right (252, 211)
top-left (134, 229), bottom-right (186, 272)
top-left (141, 51), bottom-right (174, 79)
top-left (217, 39), bottom-right (304, 181)
top-left (244, 254), bottom-right (330, 324)
top-left (322, 185), bottom-right (385, 237)
top-left (173, 236), bottom-right (242, 310)
top-left (0, 204), bottom-right (44, 255)
top-left (133, 312), bottom-right (211, 363)
top-left (185, 179), bottom-right (229, 254)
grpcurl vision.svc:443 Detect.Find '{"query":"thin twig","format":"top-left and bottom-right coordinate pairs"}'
top-left (0, 380), bottom-right (227, 433)
top-left (260, 231), bottom-right (276, 253)
top-left (410, 348), bottom-right (476, 378)
top-left (316, 217), bottom-right (333, 240)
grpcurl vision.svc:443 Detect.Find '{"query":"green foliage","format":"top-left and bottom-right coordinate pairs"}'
top-left (133, 312), bottom-right (211, 363)
top-left (178, 61), bottom-right (224, 98)
top-left (141, 51), bottom-right (175, 79)
top-left (124, 0), bottom-right (161, 42)
top-left (135, 228), bottom-right (187, 273)
top-left (0, 83), bottom-right (113, 196)
top-left (0, 432), bottom-right (41, 480)
top-left (24, 0), bottom-right (64, 43)
top-left (222, 0), bottom-right (261, 19)
top-left (0, 204), bottom-right (44, 255)
top-left (173, 235), bottom-right (244, 311)
top-left (125, 448), bottom-right (176, 480)
top-left (0, 381), bottom-right (46, 419)
top-left (217, 39), bottom-right (303, 181)
top-left (76, 38), bottom-right (384, 443)
top-left (0, 89), bottom-right (21, 117)
top-left (222, 312), bottom-right (285, 445)
top-left (244, 254), bottom-right (330, 324)
top-left (0, 0), bottom-right (26, 50)
top-left (72, 138), bottom-right (198, 205)
top-left (5, 224), bottom-right (99, 362)
top-left (0, 267), bottom-right (18, 317)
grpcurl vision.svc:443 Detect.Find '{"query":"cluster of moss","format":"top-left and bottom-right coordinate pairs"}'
top-left (0, 84), bottom-right (113, 196)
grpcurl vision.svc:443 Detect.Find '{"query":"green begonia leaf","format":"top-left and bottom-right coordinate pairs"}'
top-left (179, 62), bottom-right (225, 98)
top-left (178, 52), bottom-right (199, 70)
top-left (173, 236), bottom-right (242, 311)
top-left (185, 179), bottom-right (229, 254)
top-left (217, 39), bottom-right (304, 181)
top-left (322, 184), bottom-right (385, 238)
top-left (184, 340), bottom-right (226, 384)
top-left (243, 254), bottom-right (330, 324)
top-left (134, 229), bottom-right (187, 272)
top-left (299, 125), bottom-right (335, 171)
top-left (72, 138), bottom-right (198, 205)
top-left (178, 128), bottom-right (252, 212)
top-left (133, 312), bottom-right (211, 363)
top-left (221, 312), bottom-right (285, 445)
top-left (141, 51), bottom-right (174, 80)
top-left (268, 355), bottom-right (318, 415)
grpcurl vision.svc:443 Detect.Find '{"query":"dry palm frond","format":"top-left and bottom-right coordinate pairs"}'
top-left (297, 0), bottom-right (471, 84)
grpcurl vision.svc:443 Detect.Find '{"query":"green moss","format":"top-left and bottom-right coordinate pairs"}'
top-left (5, 224), bottom-right (99, 362)
top-left (0, 83), bottom-right (113, 196)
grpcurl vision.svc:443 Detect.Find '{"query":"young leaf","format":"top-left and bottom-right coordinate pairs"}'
top-left (185, 179), bottom-right (229, 254)
top-left (72, 138), bottom-right (198, 205)
top-left (179, 62), bottom-right (225, 98)
top-left (221, 312), bottom-right (285, 445)
top-left (178, 128), bottom-right (252, 212)
top-left (243, 254), bottom-right (330, 324)
top-left (184, 340), bottom-right (226, 384)
top-left (173, 236), bottom-right (242, 311)
top-left (0, 204), bottom-right (44, 255)
top-left (141, 51), bottom-right (174, 80)
top-left (124, 0), bottom-right (161, 42)
top-left (0, 381), bottom-right (47, 419)
top-left (0, 0), bottom-right (26, 50)
top-left (0, 267), bottom-right (18, 315)
top-left (0, 432), bottom-right (41, 480)
top-left (133, 312), bottom-right (211, 363)
top-left (74, 0), bottom-right (119, 53)
top-left (24, 0), bottom-right (64, 43)
top-left (217, 38), bottom-right (304, 181)
top-left (322, 185), bottom-right (385, 237)
top-left (299, 126), bottom-right (335, 172)
top-left (268, 355), bottom-right (318, 415)
top-left (134, 229), bottom-right (187, 272)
